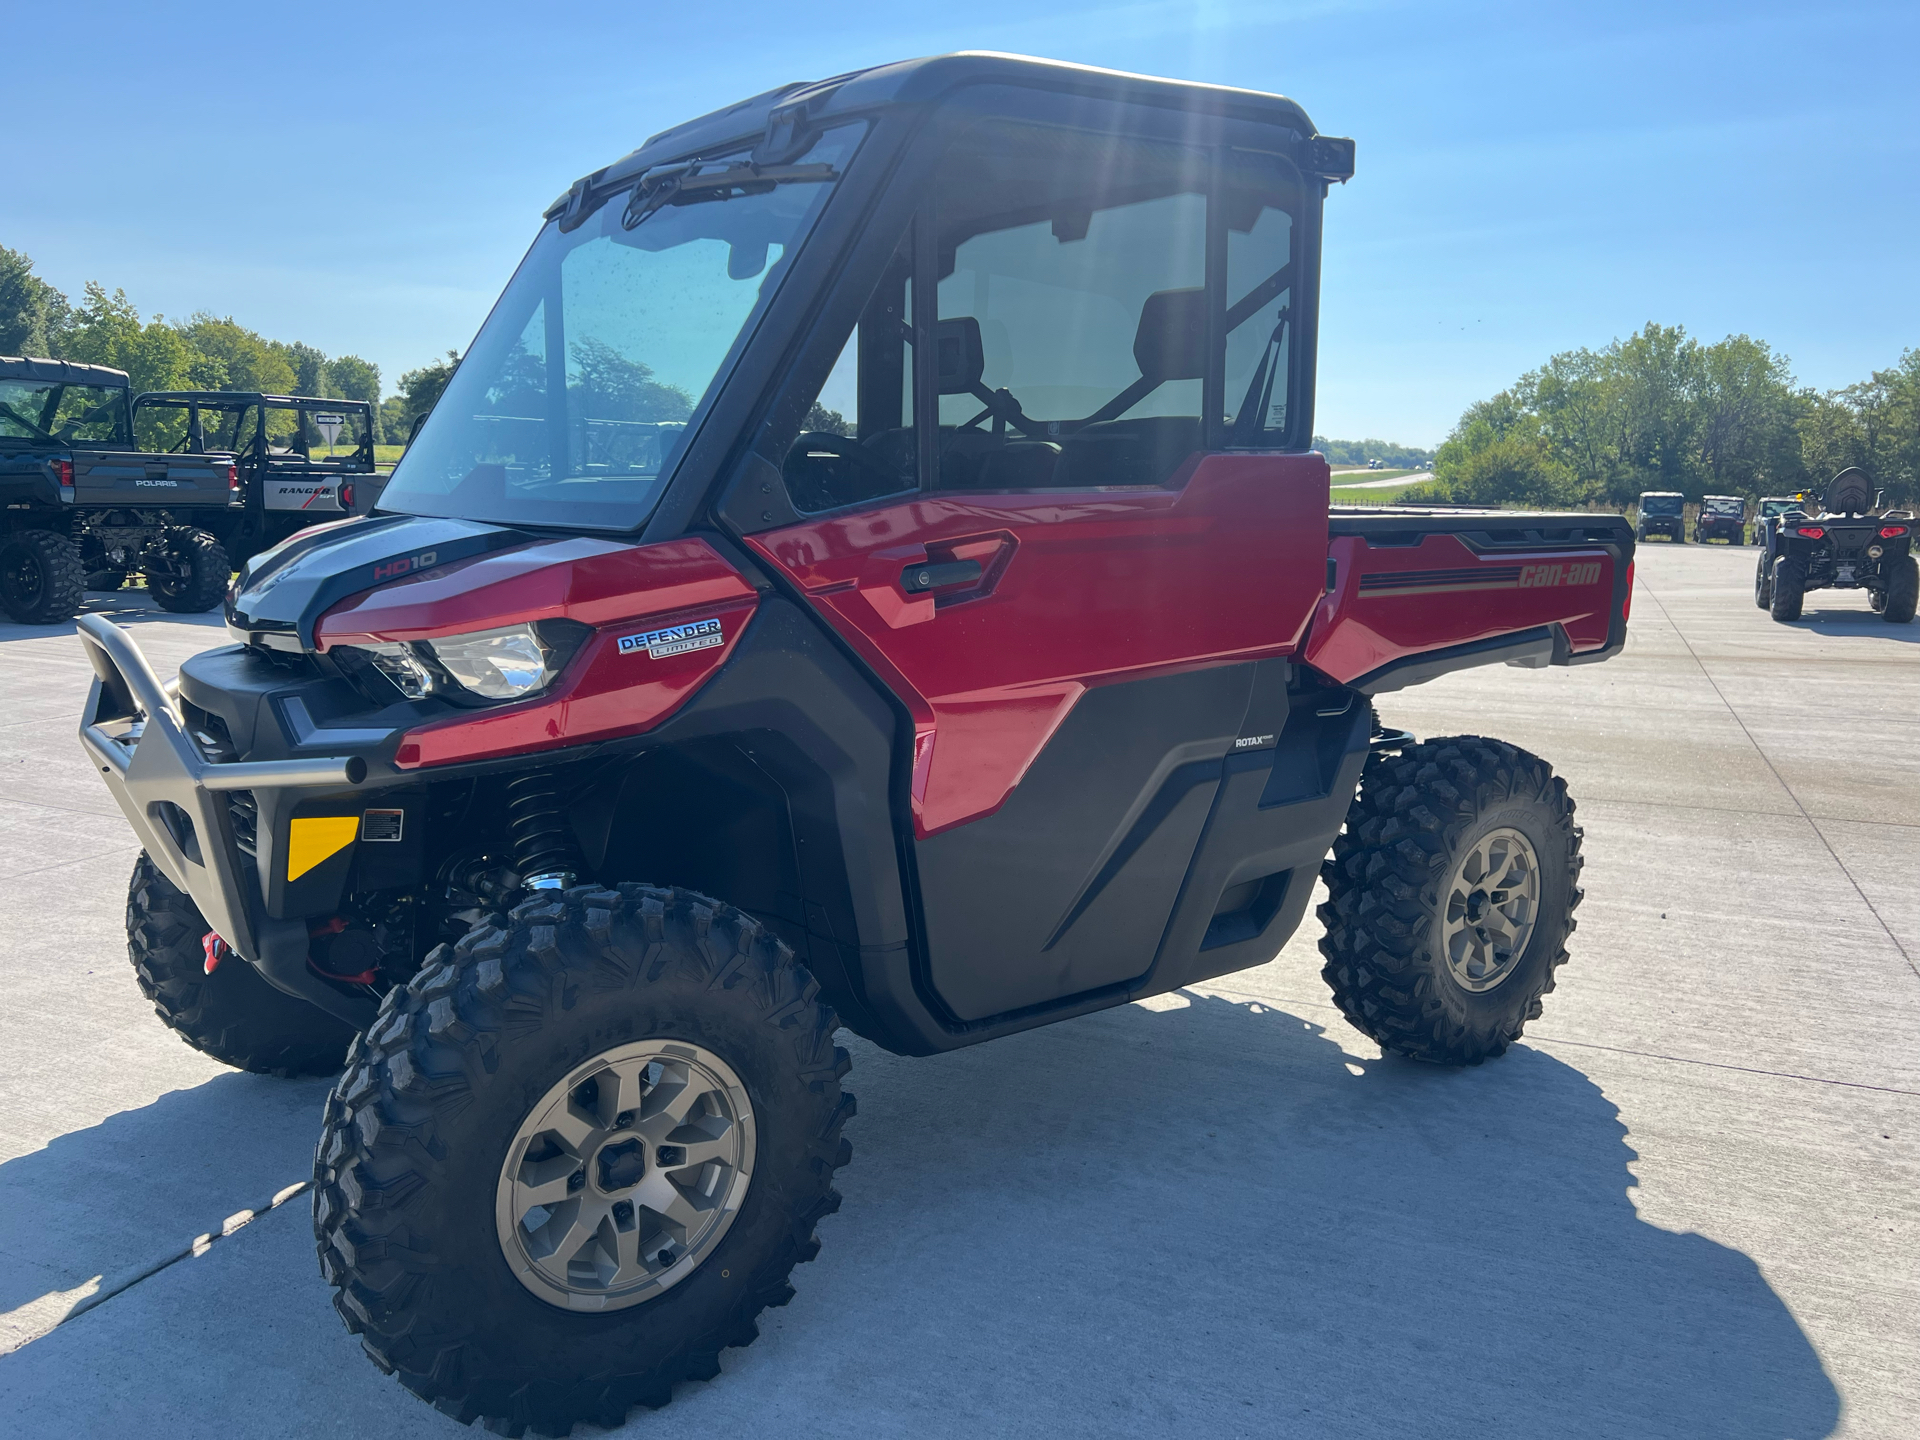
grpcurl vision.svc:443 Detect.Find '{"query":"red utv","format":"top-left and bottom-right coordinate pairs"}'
top-left (77, 55), bottom-right (1634, 1435)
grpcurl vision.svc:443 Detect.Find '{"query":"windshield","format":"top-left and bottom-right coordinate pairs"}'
top-left (1639, 494), bottom-right (1683, 515)
top-left (1703, 498), bottom-right (1743, 515)
top-left (1760, 499), bottom-right (1795, 516)
top-left (379, 125), bottom-right (864, 530)
top-left (0, 380), bottom-right (129, 446)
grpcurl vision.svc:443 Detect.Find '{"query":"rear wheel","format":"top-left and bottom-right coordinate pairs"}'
top-left (1318, 737), bottom-right (1583, 1066)
top-left (145, 527), bottom-right (230, 613)
top-left (127, 853), bottom-right (356, 1075)
top-left (1753, 553), bottom-right (1773, 609)
top-left (1885, 554), bottom-right (1918, 624)
top-left (0, 529), bottom-right (85, 624)
top-left (314, 884), bottom-right (854, 1435)
top-left (1770, 555), bottom-right (1806, 621)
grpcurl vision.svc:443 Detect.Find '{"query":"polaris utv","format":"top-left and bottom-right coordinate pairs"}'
top-left (1635, 490), bottom-right (1685, 541)
top-left (74, 56), bottom-right (1635, 1436)
top-left (1754, 495), bottom-right (1802, 543)
top-left (1694, 494), bottom-right (1746, 544)
top-left (132, 391), bottom-right (385, 566)
top-left (1756, 467), bottom-right (1916, 622)
top-left (1, 356), bottom-right (238, 622)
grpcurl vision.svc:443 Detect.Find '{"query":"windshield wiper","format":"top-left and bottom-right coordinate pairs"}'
top-left (621, 159), bottom-right (839, 229)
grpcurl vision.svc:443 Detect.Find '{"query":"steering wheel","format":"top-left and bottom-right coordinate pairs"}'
top-left (787, 432), bottom-right (898, 481)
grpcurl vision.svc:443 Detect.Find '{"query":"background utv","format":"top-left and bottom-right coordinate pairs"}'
top-left (77, 55), bottom-right (1635, 1436)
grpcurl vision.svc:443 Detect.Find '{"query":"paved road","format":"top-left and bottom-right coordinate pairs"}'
top-left (1, 543), bottom-right (1914, 1437)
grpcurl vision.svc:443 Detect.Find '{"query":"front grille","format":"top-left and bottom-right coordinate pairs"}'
top-left (180, 706), bottom-right (256, 858)
top-left (228, 791), bottom-right (258, 859)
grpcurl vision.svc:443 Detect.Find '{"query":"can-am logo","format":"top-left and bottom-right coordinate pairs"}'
top-left (618, 617), bottom-right (724, 660)
top-left (372, 550), bottom-right (438, 582)
top-left (1518, 562), bottom-right (1602, 588)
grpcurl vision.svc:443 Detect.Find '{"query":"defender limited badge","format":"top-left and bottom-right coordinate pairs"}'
top-left (619, 617), bottom-right (724, 660)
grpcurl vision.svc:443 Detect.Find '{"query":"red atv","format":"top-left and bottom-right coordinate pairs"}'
top-left (77, 55), bottom-right (1633, 1436)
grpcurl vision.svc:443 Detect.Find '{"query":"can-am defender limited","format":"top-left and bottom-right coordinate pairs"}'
top-left (76, 55), bottom-right (1636, 1435)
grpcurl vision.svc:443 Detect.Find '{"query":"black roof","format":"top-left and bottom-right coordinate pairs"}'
top-left (0, 355), bottom-right (130, 387)
top-left (135, 391), bottom-right (373, 411)
top-left (552, 51), bottom-right (1329, 217)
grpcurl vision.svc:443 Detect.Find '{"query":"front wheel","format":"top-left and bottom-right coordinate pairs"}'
top-left (127, 853), bottom-right (356, 1075)
top-left (1318, 737), bottom-right (1583, 1065)
top-left (314, 885), bottom-right (854, 1435)
top-left (1770, 555), bottom-right (1806, 621)
top-left (1885, 554), bottom-right (1918, 623)
top-left (144, 527), bottom-right (230, 613)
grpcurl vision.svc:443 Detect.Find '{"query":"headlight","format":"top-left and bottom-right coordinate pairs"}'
top-left (338, 620), bottom-right (590, 705)
top-left (428, 625), bottom-right (557, 699)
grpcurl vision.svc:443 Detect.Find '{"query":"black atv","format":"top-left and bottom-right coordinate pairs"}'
top-left (1635, 490), bottom-right (1685, 542)
top-left (1755, 468), bottom-right (1916, 623)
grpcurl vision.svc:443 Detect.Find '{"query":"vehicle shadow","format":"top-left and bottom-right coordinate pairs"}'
top-left (0, 1069), bottom-right (333, 1337)
top-left (0, 994), bottom-right (1843, 1439)
top-left (822, 992), bottom-right (1842, 1440)
top-left (1786, 608), bottom-right (1920, 642)
top-left (0, 592), bottom-right (227, 647)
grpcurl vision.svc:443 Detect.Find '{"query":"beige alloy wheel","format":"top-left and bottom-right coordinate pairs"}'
top-left (1441, 825), bottom-right (1540, 993)
top-left (495, 1039), bottom-right (756, 1313)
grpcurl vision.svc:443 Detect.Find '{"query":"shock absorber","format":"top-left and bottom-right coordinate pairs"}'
top-left (505, 771), bottom-right (579, 891)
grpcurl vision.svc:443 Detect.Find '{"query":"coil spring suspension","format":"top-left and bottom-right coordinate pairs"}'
top-left (505, 771), bottom-right (579, 890)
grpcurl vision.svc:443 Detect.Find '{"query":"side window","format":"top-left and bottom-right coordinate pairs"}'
top-left (782, 238), bottom-right (917, 514)
top-left (1222, 155), bottom-right (1299, 445)
top-left (931, 122), bottom-right (1208, 491)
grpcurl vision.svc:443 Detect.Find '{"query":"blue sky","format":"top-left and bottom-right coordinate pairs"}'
top-left (5, 1), bottom-right (1915, 445)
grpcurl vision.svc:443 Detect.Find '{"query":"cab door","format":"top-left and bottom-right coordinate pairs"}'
top-left (747, 116), bottom-right (1329, 1023)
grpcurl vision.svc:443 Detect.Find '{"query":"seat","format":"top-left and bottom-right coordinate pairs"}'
top-left (1822, 467), bottom-right (1872, 516)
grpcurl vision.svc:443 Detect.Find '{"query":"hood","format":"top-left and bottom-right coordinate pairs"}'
top-left (227, 513), bottom-right (531, 648)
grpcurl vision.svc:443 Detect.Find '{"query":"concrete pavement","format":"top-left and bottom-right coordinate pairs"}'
top-left (0, 542), bottom-right (1913, 1437)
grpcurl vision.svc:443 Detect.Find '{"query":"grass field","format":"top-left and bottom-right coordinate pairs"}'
top-left (373, 445), bottom-right (405, 467)
top-left (1329, 467), bottom-right (1419, 483)
top-left (1330, 477), bottom-right (1433, 504)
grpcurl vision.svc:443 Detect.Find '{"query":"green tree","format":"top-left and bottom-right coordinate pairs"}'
top-left (281, 340), bottom-right (331, 397)
top-left (0, 246), bottom-right (69, 356)
top-left (60, 282), bottom-right (145, 369)
top-left (1411, 389), bottom-right (1577, 507)
top-left (397, 349), bottom-right (461, 427)
top-left (177, 314), bottom-right (296, 395)
top-left (1692, 335), bottom-right (1804, 495)
top-left (326, 355), bottom-right (381, 407)
top-left (1610, 322), bottom-right (1701, 496)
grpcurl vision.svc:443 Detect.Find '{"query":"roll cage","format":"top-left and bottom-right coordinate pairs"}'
top-left (134, 391), bottom-right (376, 471)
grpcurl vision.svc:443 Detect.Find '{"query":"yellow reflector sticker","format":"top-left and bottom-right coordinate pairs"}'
top-left (287, 816), bottom-right (360, 882)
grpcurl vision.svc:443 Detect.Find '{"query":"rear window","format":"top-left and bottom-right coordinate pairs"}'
top-left (0, 380), bottom-right (129, 446)
top-left (1703, 498), bottom-right (1743, 516)
top-left (1639, 495), bottom-right (1683, 515)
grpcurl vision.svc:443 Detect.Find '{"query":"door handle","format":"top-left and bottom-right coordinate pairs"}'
top-left (900, 559), bottom-right (984, 593)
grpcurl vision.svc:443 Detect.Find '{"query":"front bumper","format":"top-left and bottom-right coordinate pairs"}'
top-left (76, 616), bottom-right (376, 1024)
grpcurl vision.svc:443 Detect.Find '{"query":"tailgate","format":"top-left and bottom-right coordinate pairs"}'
top-left (1305, 509), bottom-right (1634, 691)
top-left (73, 450), bottom-right (236, 506)
top-left (261, 467), bottom-right (364, 515)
